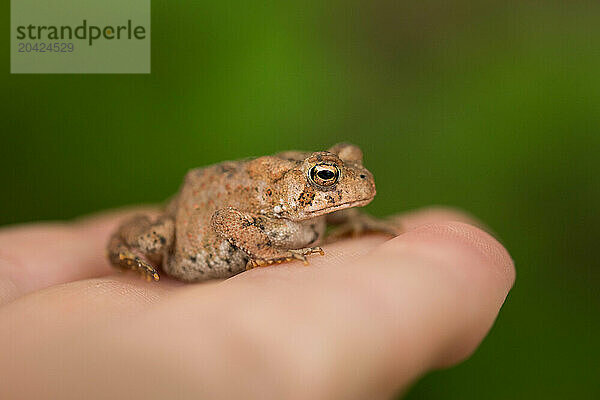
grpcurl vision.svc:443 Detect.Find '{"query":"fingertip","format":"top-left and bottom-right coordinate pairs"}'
top-left (368, 221), bottom-right (515, 369)
top-left (382, 221), bottom-right (515, 294)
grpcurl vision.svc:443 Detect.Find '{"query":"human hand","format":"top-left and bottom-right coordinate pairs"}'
top-left (0, 207), bottom-right (514, 400)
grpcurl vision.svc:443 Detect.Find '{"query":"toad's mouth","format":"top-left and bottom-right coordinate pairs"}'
top-left (299, 197), bottom-right (373, 219)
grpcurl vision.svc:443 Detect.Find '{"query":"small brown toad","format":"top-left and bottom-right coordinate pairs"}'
top-left (107, 143), bottom-right (400, 282)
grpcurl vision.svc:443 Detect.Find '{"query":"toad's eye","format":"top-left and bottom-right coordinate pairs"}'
top-left (309, 163), bottom-right (340, 188)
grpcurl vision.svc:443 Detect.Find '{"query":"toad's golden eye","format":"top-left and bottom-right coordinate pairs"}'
top-left (309, 163), bottom-right (340, 187)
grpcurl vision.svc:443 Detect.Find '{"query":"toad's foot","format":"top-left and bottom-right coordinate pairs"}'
top-left (246, 246), bottom-right (325, 270)
top-left (107, 214), bottom-right (174, 282)
top-left (118, 251), bottom-right (160, 282)
top-left (326, 212), bottom-right (402, 244)
top-left (109, 243), bottom-right (160, 282)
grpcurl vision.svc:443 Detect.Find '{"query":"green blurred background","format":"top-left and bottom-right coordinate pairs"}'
top-left (2, 0), bottom-right (598, 398)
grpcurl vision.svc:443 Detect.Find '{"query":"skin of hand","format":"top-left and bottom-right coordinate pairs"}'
top-left (0, 206), bottom-right (514, 400)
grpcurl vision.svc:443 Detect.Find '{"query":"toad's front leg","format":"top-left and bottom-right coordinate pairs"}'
top-left (211, 207), bottom-right (324, 269)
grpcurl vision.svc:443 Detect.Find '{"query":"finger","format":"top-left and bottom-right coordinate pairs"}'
top-left (0, 206), bottom-right (157, 304)
top-left (216, 221), bottom-right (515, 398)
top-left (22, 221), bottom-right (511, 400)
top-left (0, 212), bottom-right (513, 399)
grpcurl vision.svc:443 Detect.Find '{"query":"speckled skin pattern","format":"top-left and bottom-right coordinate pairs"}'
top-left (108, 143), bottom-right (398, 282)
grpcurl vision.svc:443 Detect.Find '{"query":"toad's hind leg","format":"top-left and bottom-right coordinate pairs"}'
top-left (107, 214), bottom-right (174, 281)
